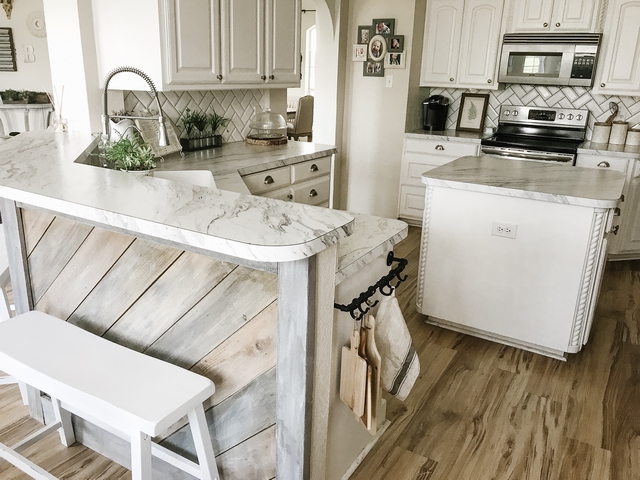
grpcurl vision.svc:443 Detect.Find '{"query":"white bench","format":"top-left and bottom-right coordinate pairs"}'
top-left (0, 311), bottom-right (219, 480)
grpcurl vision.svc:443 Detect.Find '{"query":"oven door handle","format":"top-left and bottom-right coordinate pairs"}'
top-left (481, 147), bottom-right (574, 164)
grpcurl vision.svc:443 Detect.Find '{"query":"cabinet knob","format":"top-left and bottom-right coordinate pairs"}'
top-left (597, 161), bottom-right (610, 168)
top-left (269, 75), bottom-right (275, 80)
top-left (611, 225), bottom-right (620, 235)
top-left (543, 22), bottom-right (548, 27)
top-left (309, 189), bottom-right (318, 197)
top-left (487, 79), bottom-right (492, 84)
top-left (310, 164), bottom-right (319, 172)
top-left (435, 144), bottom-right (445, 151)
top-left (261, 75), bottom-right (267, 80)
top-left (217, 74), bottom-right (223, 80)
top-left (264, 175), bottom-right (274, 184)
top-left (555, 22), bottom-right (560, 27)
top-left (287, 193), bottom-right (293, 200)
top-left (600, 83), bottom-right (606, 87)
top-left (449, 77), bottom-right (454, 82)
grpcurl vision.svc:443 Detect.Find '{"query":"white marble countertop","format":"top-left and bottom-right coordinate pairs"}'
top-left (577, 141), bottom-right (640, 159)
top-left (422, 155), bottom-right (626, 208)
top-left (406, 129), bottom-right (486, 144)
top-left (0, 131), bottom-right (354, 262)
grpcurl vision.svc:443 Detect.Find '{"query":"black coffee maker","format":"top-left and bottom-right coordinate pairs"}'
top-left (422, 95), bottom-right (450, 131)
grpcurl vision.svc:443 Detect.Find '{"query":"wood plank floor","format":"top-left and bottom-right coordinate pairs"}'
top-left (1, 226), bottom-right (640, 479)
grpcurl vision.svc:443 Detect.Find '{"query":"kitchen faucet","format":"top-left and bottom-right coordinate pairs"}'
top-left (102, 66), bottom-right (168, 146)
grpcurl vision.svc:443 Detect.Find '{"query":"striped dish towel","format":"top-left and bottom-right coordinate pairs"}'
top-left (375, 291), bottom-right (419, 401)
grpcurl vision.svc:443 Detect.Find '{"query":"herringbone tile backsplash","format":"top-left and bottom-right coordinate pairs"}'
top-left (123, 90), bottom-right (267, 142)
top-left (430, 86), bottom-right (640, 139)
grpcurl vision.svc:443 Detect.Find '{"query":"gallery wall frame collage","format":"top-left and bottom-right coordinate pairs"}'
top-left (354, 18), bottom-right (405, 77)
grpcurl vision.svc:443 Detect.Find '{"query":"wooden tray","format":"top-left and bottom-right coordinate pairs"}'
top-left (245, 135), bottom-right (287, 146)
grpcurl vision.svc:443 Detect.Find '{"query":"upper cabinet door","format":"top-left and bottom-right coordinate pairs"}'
top-left (420, 0), bottom-right (465, 86)
top-left (551, 0), bottom-right (599, 31)
top-left (221, 0), bottom-right (265, 84)
top-left (165, 0), bottom-right (222, 85)
top-left (595, 0), bottom-right (640, 95)
top-left (264, 0), bottom-right (301, 84)
top-left (457, 0), bottom-right (504, 87)
top-left (510, 0), bottom-right (555, 31)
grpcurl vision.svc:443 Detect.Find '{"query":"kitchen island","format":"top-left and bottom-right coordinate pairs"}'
top-left (0, 131), bottom-right (407, 480)
top-left (417, 155), bottom-right (625, 359)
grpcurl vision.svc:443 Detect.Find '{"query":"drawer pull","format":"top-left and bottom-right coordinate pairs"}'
top-left (309, 189), bottom-right (318, 198)
top-left (611, 225), bottom-right (620, 235)
top-left (310, 164), bottom-right (319, 172)
top-left (287, 194), bottom-right (293, 200)
top-left (597, 161), bottom-right (610, 168)
top-left (435, 145), bottom-right (445, 151)
top-left (264, 175), bottom-right (275, 185)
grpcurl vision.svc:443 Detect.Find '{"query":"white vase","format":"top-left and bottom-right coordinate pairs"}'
top-left (110, 119), bottom-right (137, 141)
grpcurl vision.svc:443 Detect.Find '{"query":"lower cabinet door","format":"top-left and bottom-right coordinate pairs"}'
top-left (262, 185), bottom-right (294, 202)
top-left (291, 176), bottom-right (331, 205)
top-left (398, 185), bottom-right (426, 224)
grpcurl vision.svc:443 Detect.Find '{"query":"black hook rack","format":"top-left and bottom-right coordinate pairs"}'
top-left (334, 251), bottom-right (408, 320)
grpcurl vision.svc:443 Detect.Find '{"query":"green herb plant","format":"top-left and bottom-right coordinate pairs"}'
top-left (192, 111), bottom-right (208, 138)
top-left (208, 111), bottom-right (230, 135)
top-left (105, 136), bottom-right (156, 171)
top-left (179, 108), bottom-right (198, 139)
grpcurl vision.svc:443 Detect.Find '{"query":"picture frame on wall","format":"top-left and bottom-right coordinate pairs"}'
top-left (387, 35), bottom-right (404, 52)
top-left (384, 51), bottom-right (405, 69)
top-left (353, 44), bottom-right (367, 62)
top-left (357, 25), bottom-right (373, 44)
top-left (456, 93), bottom-right (489, 132)
top-left (368, 34), bottom-right (387, 62)
top-left (363, 60), bottom-right (384, 77)
top-left (372, 18), bottom-right (395, 35)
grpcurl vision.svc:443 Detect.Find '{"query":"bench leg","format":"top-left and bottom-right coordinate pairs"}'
top-left (51, 398), bottom-right (75, 447)
top-left (131, 431), bottom-right (152, 480)
top-left (188, 405), bottom-right (219, 480)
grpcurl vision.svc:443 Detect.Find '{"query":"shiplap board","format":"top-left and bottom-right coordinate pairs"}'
top-left (20, 208), bottom-right (54, 256)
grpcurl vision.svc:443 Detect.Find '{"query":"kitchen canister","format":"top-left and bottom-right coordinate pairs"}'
top-left (591, 122), bottom-right (611, 144)
top-left (609, 121), bottom-right (629, 145)
top-left (626, 129), bottom-right (640, 146)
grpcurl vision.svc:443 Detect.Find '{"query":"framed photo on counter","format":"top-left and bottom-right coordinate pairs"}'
top-left (456, 93), bottom-right (489, 132)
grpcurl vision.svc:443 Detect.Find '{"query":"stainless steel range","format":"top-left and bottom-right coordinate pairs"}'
top-left (481, 106), bottom-right (589, 165)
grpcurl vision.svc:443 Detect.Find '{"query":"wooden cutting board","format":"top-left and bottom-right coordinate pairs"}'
top-left (340, 329), bottom-right (368, 417)
top-left (364, 314), bottom-right (382, 434)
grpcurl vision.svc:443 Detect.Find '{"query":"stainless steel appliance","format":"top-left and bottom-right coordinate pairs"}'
top-left (481, 106), bottom-right (589, 165)
top-left (498, 33), bottom-right (601, 87)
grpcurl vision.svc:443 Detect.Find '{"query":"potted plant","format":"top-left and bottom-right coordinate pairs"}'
top-left (208, 111), bottom-right (230, 147)
top-left (1, 89), bottom-right (29, 104)
top-left (104, 136), bottom-right (156, 174)
top-left (192, 110), bottom-right (208, 148)
top-left (179, 108), bottom-right (198, 151)
top-left (27, 91), bottom-right (51, 104)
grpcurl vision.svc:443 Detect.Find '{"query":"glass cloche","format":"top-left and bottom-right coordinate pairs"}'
top-left (248, 108), bottom-right (287, 140)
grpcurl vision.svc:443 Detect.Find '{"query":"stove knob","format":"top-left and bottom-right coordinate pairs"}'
top-left (567, 114), bottom-right (574, 120)
top-left (512, 110), bottom-right (518, 116)
top-left (504, 110), bottom-right (510, 116)
top-left (558, 113), bottom-right (565, 119)
top-left (576, 114), bottom-right (583, 121)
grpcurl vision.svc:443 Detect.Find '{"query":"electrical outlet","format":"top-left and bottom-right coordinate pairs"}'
top-left (492, 221), bottom-right (517, 239)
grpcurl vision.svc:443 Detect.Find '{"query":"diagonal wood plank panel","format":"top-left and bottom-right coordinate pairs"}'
top-left (21, 208), bottom-right (279, 479)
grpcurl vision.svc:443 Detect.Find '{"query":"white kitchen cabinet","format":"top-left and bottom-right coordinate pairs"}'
top-left (242, 156), bottom-right (333, 207)
top-left (507, 0), bottom-right (602, 32)
top-left (398, 136), bottom-right (480, 224)
top-left (420, 0), bottom-right (504, 89)
top-left (593, 0), bottom-right (640, 96)
top-left (575, 152), bottom-right (640, 258)
top-left (92, 0), bottom-right (300, 91)
top-left (221, 0), bottom-right (300, 85)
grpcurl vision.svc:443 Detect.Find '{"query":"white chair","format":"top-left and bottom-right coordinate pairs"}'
top-left (152, 170), bottom-right (217, 189)
top-left (287, 95), bottom-right (314, 142)
top-left (0, 311), bottom-right (220, 480)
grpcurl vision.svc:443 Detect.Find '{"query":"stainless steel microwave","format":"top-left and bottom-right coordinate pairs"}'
top-left (498, 33), bottom-right (601, 87)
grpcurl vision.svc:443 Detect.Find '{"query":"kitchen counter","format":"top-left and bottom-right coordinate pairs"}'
top-left (406, 129), bottom-right (485, 144)
top-left (577, 141), bottom-right (640, 158)
top-left (422, 154), bottom-right (626, 208)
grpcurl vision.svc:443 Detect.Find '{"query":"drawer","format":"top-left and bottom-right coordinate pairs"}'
top-left (398, 185), bottom-right (426, 222)
top-left (262, 185), bottom-right (293, 202)
top-left (291, 156), bottom-right (332, 184)
top-left (575, 155), bottom-right (628, 173)
top-left (292, 177), bottom-right (331, 206)
top-left (405, 138), bottom-right (478, 157)
top-left (242, 166), bottom-right (291, 194)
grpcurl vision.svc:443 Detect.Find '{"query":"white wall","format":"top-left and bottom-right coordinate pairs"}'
top-left (340, 0), bottom-right (416, 218)
top-left (0, 0), bottom-right (52, 92)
